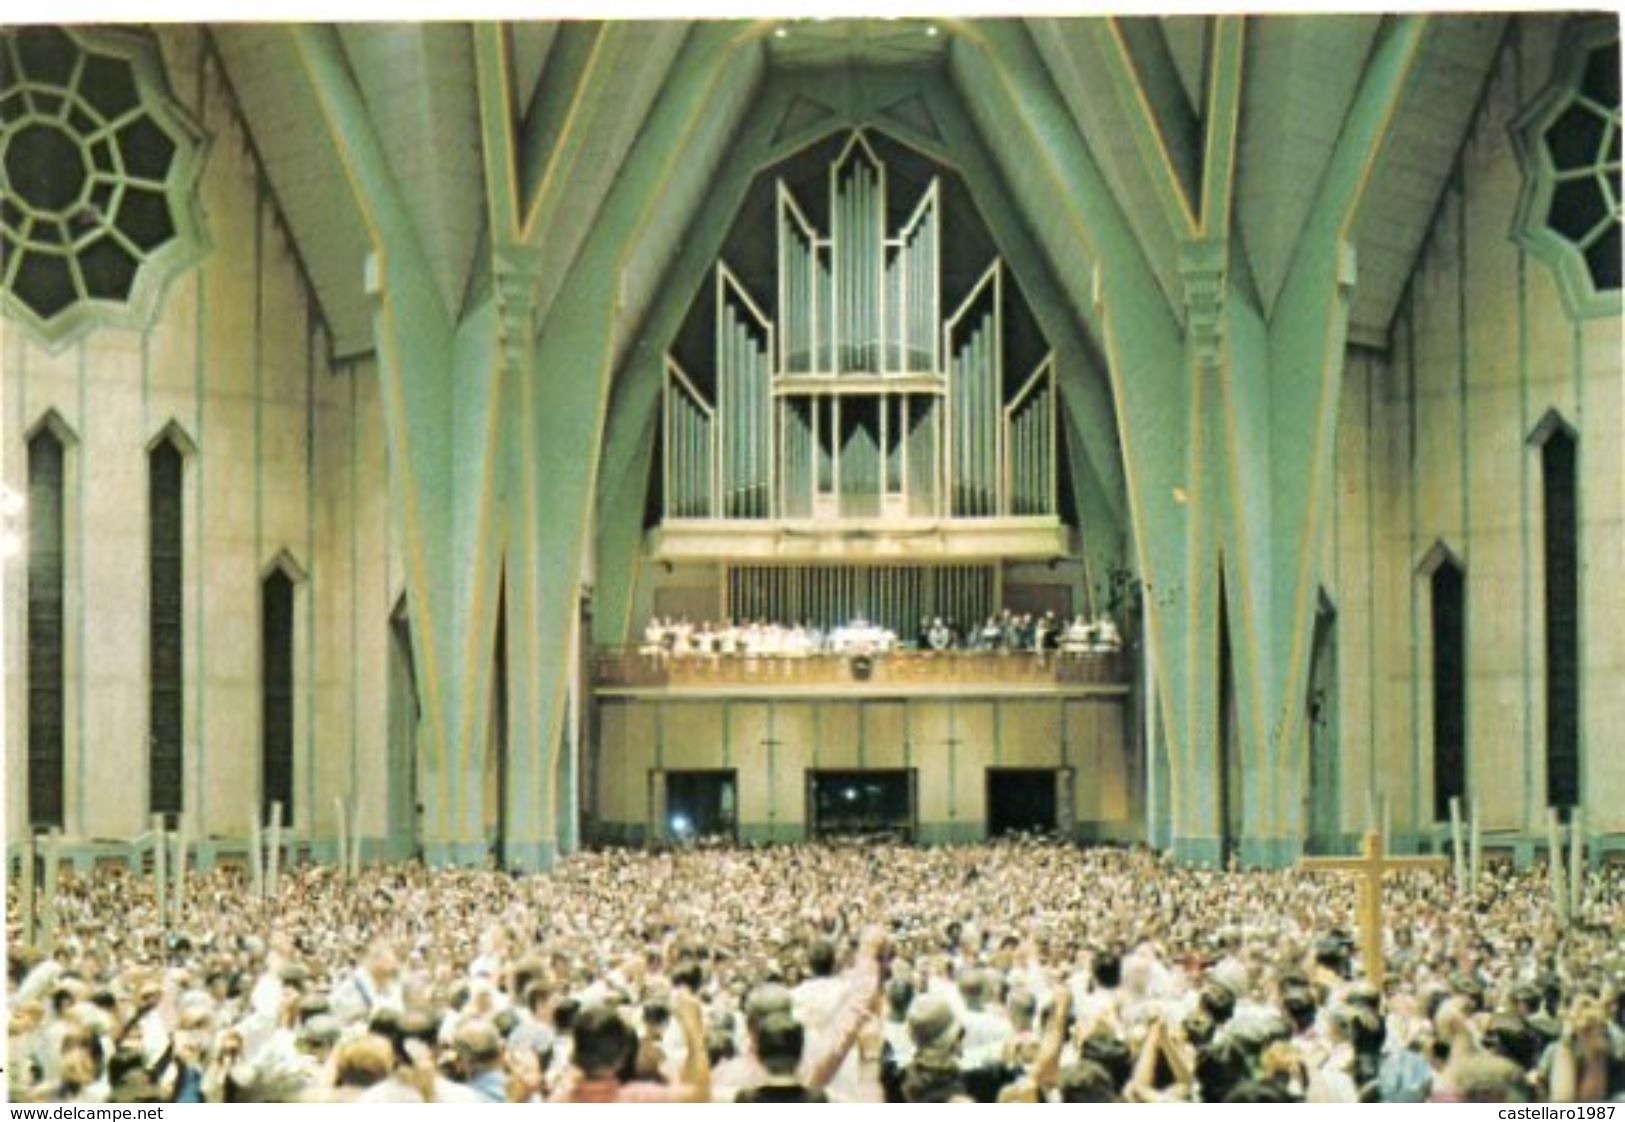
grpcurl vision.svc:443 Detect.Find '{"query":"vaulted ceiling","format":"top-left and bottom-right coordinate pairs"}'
top-left (210, 15), bottom-right (1511, 360)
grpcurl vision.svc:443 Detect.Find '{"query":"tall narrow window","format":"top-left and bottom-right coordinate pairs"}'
top-left (1542, 428), bottom-right (1580, 809)
top-left (27, 426), bottom-right (66, 828)
top-left (261, 568), bottom-right (295, 824)
top-left (1431, 559), bottom-right (1467, 821)
top-left (148, 437), bottom-right (184, 816)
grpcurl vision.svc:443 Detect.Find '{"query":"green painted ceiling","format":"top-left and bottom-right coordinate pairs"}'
top-left (212, 16), bottom-right (1509, 359)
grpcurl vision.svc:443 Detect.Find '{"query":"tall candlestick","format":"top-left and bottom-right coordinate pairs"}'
top-left (1548, 808), bottom-right (1566, 923)
top-left (1469, 798), bottom-right (1482, 896)
top-left (334, 795), bottom-right (349, 880)
top-left (1449, 796), bottom-right (1466, 893)
top-left (42, 829), bottom-right (61, 954)
top-left (249, 814), bottom-right (264, 902)
top-left (173, 814), bottom-right (188, 921)
top-left (349, 797), bottom-right (362, 878)
top-left (20, 832), bottom-right (37, 948)
top-left (267, 801), bottom-right (283, 907)
top-left (151, 813), bottom-right (168, 930)
top-left (1569, 807), bottom-right (1584, 919)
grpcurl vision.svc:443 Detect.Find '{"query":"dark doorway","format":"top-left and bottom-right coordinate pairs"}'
top-left (808, 770), bottom-right (915, 839)
top-left (666, 770), bottom-right (737, 840)
top-left (986, 769), bottom-right (1059, 836)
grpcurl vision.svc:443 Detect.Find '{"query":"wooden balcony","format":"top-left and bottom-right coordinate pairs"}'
top-left (593, 648), bottom-right (1131, 698)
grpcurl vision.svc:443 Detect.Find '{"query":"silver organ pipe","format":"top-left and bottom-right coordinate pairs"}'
top-left (1004, 355), bottom-right (1056, 516)
top-left (663, 360), bottom-right (715, 518)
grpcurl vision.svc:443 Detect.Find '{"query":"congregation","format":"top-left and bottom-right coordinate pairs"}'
top-left (8, 839), bottom-right (1622, 1104)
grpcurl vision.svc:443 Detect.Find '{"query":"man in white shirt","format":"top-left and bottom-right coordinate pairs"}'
top-left (329, 942), bottom-right (405, 1027)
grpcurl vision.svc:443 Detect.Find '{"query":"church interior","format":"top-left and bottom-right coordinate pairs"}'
top-left (2, 13), bottom-right (1621, 872)
top-left (4, 12), bottom-right (1625, 1106)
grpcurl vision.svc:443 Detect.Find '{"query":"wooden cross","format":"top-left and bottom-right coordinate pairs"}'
top-left (1300, 829), bottom-right (1449, 986)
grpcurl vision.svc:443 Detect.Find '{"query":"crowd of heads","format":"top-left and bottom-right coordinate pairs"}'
top-left (8, 838), bottom-right (1623, 1103)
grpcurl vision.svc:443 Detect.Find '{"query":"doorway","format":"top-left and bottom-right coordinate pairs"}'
top-left (808, 770), bottom-right (916, 839)
top-left (986, 768), bottom-right (1060, 836)
top-left (665, 770), bottom-right (738, 840)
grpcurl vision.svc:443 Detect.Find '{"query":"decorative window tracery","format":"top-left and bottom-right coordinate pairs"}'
top-left (1512, 19), bottom-right (1621, 316)
top-left (0, 26), bottom-right (207, 346)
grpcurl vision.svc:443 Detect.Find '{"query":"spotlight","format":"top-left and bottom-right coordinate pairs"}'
top-left (844, 787), bottom-right (858, 802)
top-left (925, 26), bottom-right (939, 37)
top-left (670, 813), bottom-right (692, 837)
top-left (774, 26), bottom-right (789, 39)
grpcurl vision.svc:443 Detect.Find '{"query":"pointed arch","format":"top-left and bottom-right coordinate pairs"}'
top-left (146, 417), bottom-right (199, 459)
top-left (25, 407), bottom-right (80, 449)
top-left (262, 547), bottom-right (308, 584)
top-left (1527, 408), bottom-right (1577, 450)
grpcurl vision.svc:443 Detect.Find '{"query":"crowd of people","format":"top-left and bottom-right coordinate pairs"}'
top-left (641, 610), bottom-right (1123, 660)
top-left (8, 838), bottom-right (1621, 1104)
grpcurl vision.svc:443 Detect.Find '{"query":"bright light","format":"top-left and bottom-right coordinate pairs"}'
top-left (925, 25), bottom-right (939, 37)
top-left (844, 787), bottom-right (858, 802)
top-left (670, 814), bottom-right (692, 837)
top-left (774, 26), bottom-right (788, 38)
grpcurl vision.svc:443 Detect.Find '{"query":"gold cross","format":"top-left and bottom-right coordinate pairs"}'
top-left (1299, 829), bottom-right (1449, 986)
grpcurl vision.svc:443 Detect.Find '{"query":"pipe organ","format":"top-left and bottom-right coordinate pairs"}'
top-left (726, 564), bottom-right (993, 639)
top-left (661, 131), bottom-right (1057, 532)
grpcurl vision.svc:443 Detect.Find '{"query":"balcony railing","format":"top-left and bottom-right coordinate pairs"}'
top-left (593, 647), bottom-right (1129, 691)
